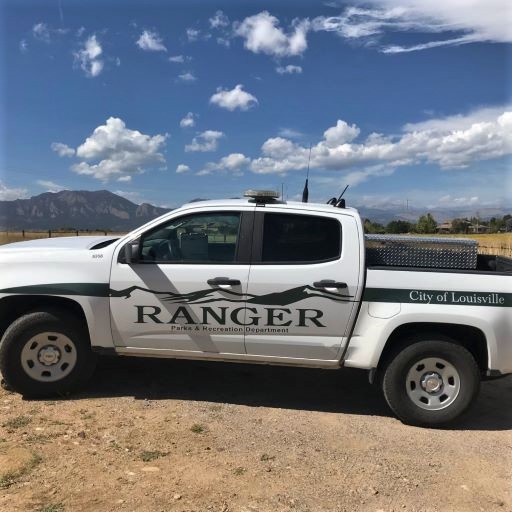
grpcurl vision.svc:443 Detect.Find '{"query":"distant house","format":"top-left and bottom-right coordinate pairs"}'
top-left (438, 217), bottom-right (510, 234)
top-left (437, 221), bottom-right (453, 234)
top-left (437, 219), bottom-right (472, 234)
top-left (468, 224), bottom-right (490, 234)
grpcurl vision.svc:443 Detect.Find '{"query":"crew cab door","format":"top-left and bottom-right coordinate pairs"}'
top-left (244, 208), bottom-right (363, 360)
top-left (109, 207), bottom-right (253, 355)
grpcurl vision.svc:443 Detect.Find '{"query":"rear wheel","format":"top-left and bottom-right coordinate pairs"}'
top-left (382, 337), bottom-right (480, 427)
top-left (0, 310), bottom-right (96, 397)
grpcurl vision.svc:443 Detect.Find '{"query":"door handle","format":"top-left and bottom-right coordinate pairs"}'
top-left (313, 280), bottom-right (348, 289)
top-left (207, 277), bottom-right (241, 286)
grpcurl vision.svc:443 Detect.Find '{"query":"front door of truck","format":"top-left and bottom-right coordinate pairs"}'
top-left (109, 208), bottom-right (253, 355)
top-left (244, 209), bottom-right (362, 360)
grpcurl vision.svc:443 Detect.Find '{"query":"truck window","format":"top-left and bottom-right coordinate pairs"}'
top-left (262, 213), bottom-right (341, 263)
top-left (140, 212), bottom-right (241, 263)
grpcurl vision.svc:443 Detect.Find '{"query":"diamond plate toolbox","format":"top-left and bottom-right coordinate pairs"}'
top-left (365, 235), bottom-right (478, 269)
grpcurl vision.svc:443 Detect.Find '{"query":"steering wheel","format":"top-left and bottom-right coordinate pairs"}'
top-left (155, 239), bottom-right (178, 261)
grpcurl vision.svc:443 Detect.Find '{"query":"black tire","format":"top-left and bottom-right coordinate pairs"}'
top-left (0, 310), bottom-right (97, 397)
top-left (382, 336), bottom-right (480, 427)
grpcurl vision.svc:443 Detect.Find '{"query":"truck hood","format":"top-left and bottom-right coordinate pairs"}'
top-left (0, 236), bottom-right (120, 251)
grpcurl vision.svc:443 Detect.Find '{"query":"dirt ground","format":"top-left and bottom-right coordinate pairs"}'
top-left (0, 357), bottom-right (511, 512)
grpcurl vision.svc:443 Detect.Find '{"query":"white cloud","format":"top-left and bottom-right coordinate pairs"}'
top-left (168, 55), bottom-right (185, 63)
top-left (403, 105), bottom-right (511, 132)
top-left (276, 64), bottom-right (303, 74)
top-left (114, 190), bottom-right (167, 207)
top-left (177, 72), bottom-right (196, 82)
top-left (114, 190), bottom-right (141, 202)
top-left (19, 39), bottom-right (28, 53)
top-left (31, 23), bottom-right (69, 44)
top-left (347, 189), bottom-right (507, 211)
top-left (32, 22), bottom-right (50, 42)
top-left (343, 162), bottom-right (401, 186)
top-left (117, 175), bottom-right (132, 182)
top-left (248, 107), bottom-right (512, 179)
top-left (0, 182), bottom-right (29, 201)
top-left (209, 84), bottom-right (258, 111)
top-left (438, 194), bottom-right (480, 206)
top-left (219, 153), bottom-right (250, 170)
top-left (198, 153), bottom-right (250, 176)
top-left (235, 11), bottom-right (310, 57)
top-left (176, 164), bottom-right (191, 173)
top-left (74, 35), bottom-right (104, 77)
top-left (89, 60), bottom-right (104, 77)
top-left (64, 117), bottom-right (167, 181)
top-left (231, 2), bottom-right (510, 59)
top-left (51, 142), bottom-right (75, 158)
top-left (185, 130), bottom-right (224, 152)
top-left (216, 37), bottom-right (231, 48)
top-left (278, 128), bottom-right (304, 139)
top-left (36, 180), bottom-right (66, 192)
top-left (210, 10), bottom-right (230, 29)
top-left (352, 194), bottom-right (410, 210)
top-left (230, 0), bottom-right (512, 57)
top-left (382, 36), bottom-right (478, 54)
top-left (179, 112), bottom-right (196, 128)
top-left (312, 0), bottom-right (512, 53)
top-left (136, 30), bottom-right (167, 52)
top-left (186, 28), bottom-right (201, 42)
top-left (323, 120), bottom-right (360, 146)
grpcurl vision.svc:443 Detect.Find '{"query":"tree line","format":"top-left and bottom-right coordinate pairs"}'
top-left (364, 214), bottom-right (511, 235)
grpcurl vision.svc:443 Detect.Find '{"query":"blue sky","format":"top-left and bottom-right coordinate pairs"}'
top-left (1, 0), bottom-right (511, 211)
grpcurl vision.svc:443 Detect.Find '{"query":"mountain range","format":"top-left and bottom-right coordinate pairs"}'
top-left (0, 190), bottom-right (509, 230)
top-left (0, 190), bottom-right (169, 230)
top-left (355, 205), bottom-right (510, 225)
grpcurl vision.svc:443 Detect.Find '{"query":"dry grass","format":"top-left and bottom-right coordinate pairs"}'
top-left (0, 231), bottom-right (125, 245)
top-left (0, 231), bottom-right (510, 256)
top-left (413, 233), bottom-right (512, 257)
top-left (0, 451), bottom-right (42, 489)
top-left (368, 233), bottom-right (511, 257)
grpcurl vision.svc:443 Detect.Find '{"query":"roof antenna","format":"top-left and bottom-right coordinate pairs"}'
top-left (302, 143), bottom-right (312, 203)
top-left (327, 184), bottom-right (349, 208)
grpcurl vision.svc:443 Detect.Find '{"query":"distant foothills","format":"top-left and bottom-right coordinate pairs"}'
top-left (0, 190), bottom-right (169, 231)
top-left (0, 189), bottom-right (510, 232)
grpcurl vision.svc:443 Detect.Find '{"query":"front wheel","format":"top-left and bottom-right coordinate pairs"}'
top-left (382, 338), bottom-right (481, 427)
top-left (0, 310), bottom-right (97, 397)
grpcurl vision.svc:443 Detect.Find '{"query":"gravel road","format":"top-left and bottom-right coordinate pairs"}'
top-left (1, 357), bottom-right (511, 512)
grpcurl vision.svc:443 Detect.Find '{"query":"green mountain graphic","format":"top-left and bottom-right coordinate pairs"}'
top-left (109, 284), bottom-right (352, 306)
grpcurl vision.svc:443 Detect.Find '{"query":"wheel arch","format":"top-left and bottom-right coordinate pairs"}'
top-left (377, 322), bottom-right (488, 374)
top-left (0, 295), bottom-right (90, 345)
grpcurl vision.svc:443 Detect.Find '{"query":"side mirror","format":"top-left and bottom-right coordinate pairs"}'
top-left (123, 238), bottom-right (141, 264)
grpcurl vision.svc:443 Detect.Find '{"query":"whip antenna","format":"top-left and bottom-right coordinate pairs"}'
top-left (338, 184), bottom-right (349, 200)
top-left (302, 143), bottom-right (312, 203)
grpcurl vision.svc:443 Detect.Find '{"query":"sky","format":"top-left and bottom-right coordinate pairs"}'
top-left (0, 0), bottom-right (511, 211)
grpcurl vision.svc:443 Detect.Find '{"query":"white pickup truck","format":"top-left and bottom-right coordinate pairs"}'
top-left (0, 190), bottom-right (510, 426)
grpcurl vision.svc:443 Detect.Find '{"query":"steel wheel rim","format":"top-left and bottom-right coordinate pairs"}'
top-left (406, 357), bottom-right (461, 411)
top-left (20, 332), bottom-right (77, 382)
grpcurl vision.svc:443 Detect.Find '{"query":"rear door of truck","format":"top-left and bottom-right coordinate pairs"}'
top-left (244, 207), bottom-right (364, 360)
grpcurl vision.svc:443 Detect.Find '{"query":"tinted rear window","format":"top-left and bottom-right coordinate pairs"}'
top-left (262, 213), bottom-right (341, 263)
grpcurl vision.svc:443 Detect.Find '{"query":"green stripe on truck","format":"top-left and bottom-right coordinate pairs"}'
top-left (0, 283), bottom-right (110, 297)
top-left (364, 288), bottom-right (511, 307)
